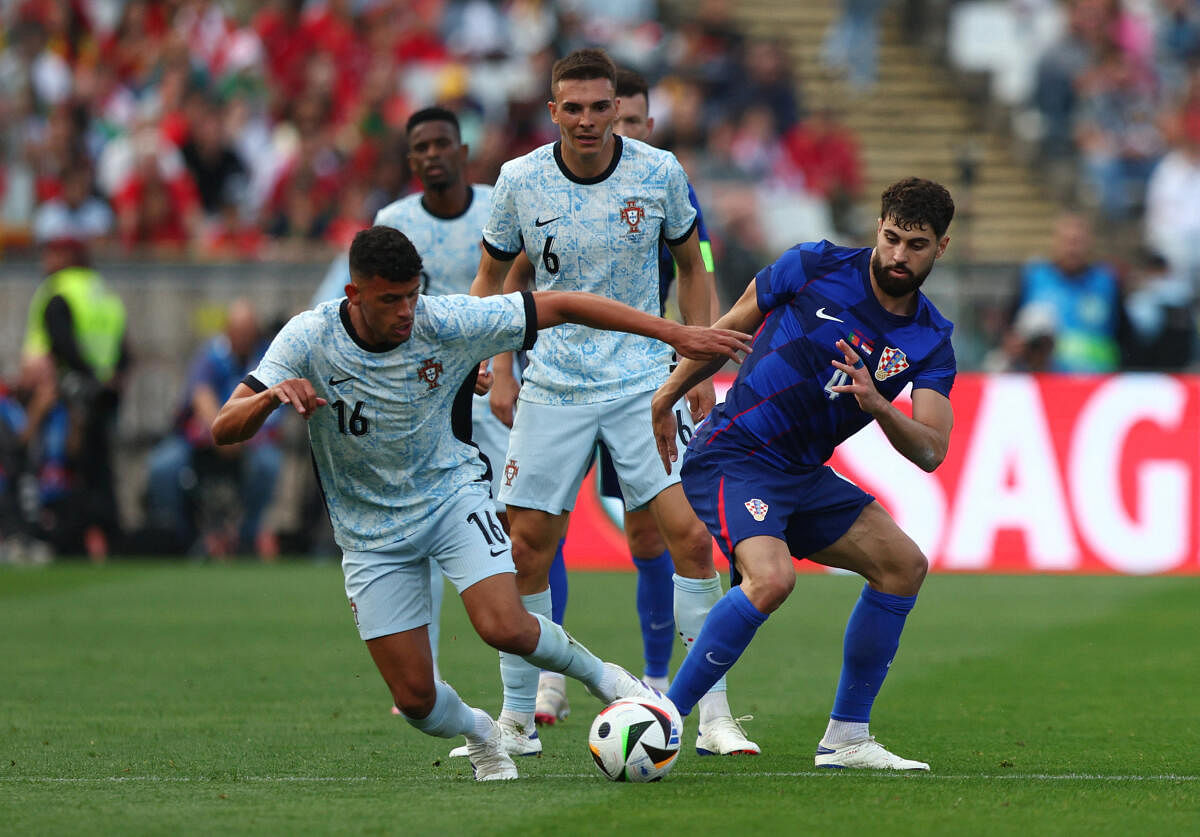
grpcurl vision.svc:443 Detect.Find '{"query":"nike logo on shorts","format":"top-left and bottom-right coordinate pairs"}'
top-left (815, 307), bottom-right (844, 322)
top-left (489, 547), bottom-right (508, 557)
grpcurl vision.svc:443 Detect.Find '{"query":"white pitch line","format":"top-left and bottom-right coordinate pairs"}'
top-left (4, 772), bottom-right (1198, 783)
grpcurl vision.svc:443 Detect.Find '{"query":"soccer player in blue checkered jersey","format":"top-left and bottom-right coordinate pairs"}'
top-left (651, 178), bottom-right (957, 770)
top-left (470, 48), bottom-right (759, 757)
top-left (211, 226), bottom-right (751, 781)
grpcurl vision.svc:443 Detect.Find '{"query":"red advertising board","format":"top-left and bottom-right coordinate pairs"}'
top-left (563, 373), bottom-right (1200, 575)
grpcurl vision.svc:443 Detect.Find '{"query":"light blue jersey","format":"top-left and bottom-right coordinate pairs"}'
top-left (246, 292), bottom-right (536, 551)
top-left (311, 186), bottom-right (493, 306)
top-left (483, 136), bottom-right (697, 405)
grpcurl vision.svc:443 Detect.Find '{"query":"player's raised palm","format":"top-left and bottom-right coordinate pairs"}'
top-left (667, 324), bottom-right (752, 364)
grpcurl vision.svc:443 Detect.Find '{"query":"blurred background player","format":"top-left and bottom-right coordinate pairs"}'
top-left (20, 225), bottom-right (129, 561)
top-left (651, 177), bottom-right (957, 770)
top-left (533, 67), bottom-right (723, 725)
top-left (144, 298), bottom-right (282, 559)
top-left (314, 106), bottom-right (530, 694)
top-left (473, 48), bottom-right (757, 757)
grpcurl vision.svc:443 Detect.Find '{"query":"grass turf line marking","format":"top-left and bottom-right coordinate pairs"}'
top-left (6, 772), bottom-right (1199, 783)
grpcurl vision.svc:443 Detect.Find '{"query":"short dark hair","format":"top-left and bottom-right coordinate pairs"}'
top-left (348, 226), bottom-right (423, 284)
top-left (879, 178), bottom-right (955, 240)
top-left (615, 67), bottom-right (649, 102)
top-left (406, 106), bottom-right (460, 139)
top-left (551, 48), bottom-right (616, 99)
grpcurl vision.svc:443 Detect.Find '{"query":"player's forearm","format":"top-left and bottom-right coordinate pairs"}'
top-left (536, 291), bottom-right (675, 340)
top-left (675, 266), bottom-right (713, 327)
top-left (871, 404), bottom-right (947, 472)
top-left (655, 355), bottom-right (726, 410)
top-left (212, 391), bottom-right (278, 446)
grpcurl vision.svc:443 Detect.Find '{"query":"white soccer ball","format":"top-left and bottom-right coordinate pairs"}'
top-left (587, 697), bottom-right (683, 782)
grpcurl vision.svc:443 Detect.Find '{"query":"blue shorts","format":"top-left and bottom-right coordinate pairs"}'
top-left (680, 442), bottom-right (873, 573)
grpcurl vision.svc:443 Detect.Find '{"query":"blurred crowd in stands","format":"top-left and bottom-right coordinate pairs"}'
top-left (6, 0), bottom-right (1200, 563)
top-left (0, 0), bottom-right (863, 306)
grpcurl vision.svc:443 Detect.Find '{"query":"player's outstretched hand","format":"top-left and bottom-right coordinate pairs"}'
top-left (650, 389), bottom-right (680, 475)
top-left (829, 339), bottom-right (887, 415)
top-left (668, 325), bottom-right (753, 363)
top-left (271, 378), bottom-right (327, 418)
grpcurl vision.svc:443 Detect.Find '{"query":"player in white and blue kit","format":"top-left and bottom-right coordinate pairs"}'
top-left (312, 109), bottom-right (526, 689)
top-left (651, 178), bottom-right (958, 770)
top-left (470, 48), bottom-right (758, 756)
top-left (212, 226), bottom-right (751, 781)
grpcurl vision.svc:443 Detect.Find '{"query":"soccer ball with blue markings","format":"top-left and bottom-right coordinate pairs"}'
top-left (587, 697), bottom-right (682, 782)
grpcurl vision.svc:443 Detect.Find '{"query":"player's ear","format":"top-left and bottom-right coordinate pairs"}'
top-left (935, 236), bottom-right (950, 259)
top-left (646, 115), bottom-right (655, 135)
top-left (548, 99), bottom-right (559, 124)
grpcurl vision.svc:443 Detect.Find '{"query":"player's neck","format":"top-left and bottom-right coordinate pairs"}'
top-left (559, 135), bottom-right (617, 179)
top-left (420, 183), bottom-right (471, 219)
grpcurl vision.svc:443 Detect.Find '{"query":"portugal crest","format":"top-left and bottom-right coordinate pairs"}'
top-left (503, 458), bottom-right (519, 487)
top-left (620, 198), bottom-right (645, 234)
top-left (744, 498), bottom-right (769, 522)
top-left (418, 357), bottom-right (443, 390)
top-left (875, 346), bottom-right (910, 381)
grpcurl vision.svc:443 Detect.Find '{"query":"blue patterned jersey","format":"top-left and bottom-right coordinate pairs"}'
top-left (483, 136), bottom-right (697, 404)
top-left (694, 240), bottom-right (956, 470)
top-left (246, 292), bottom-right (536, 551)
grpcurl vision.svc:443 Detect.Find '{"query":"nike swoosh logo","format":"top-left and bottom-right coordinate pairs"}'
top-left (534, 216), bottom-right (561, 227)
top-left (704, 651), bottom-right (732, 666)
top-left (489, 547), bottom-right (508, 557)
top-left (815, 307), bottom-right (844, 322)
top-left (328, 376), bottom-right (355, 386)
top-left (650, 620), bottom-right (673, 631)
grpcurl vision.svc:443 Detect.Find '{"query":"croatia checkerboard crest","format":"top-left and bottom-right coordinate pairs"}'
top-left (874, 346), bottom-right (909, 381)
top-left (744, 498), bottom-right (769, 521)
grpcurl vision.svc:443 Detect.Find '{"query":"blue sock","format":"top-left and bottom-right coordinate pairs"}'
top-left (830, 585), bottom-right (917, 723)
top-left (548, 539), bottom-right (568, 625)
top-left (634, 550), bottom-right (675, 678)
top-left (666, 586), bottom-right (766, 717)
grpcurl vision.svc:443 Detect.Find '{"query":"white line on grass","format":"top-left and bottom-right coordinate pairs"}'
top-left (5, 772), bottom-right (1198, 783)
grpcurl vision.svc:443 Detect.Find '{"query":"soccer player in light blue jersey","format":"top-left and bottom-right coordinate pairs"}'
top-left (531, 67), bottom-right (723, 726)
top-left (312, 108), bottom-right (530, 698)
top-left (212, 226), bottom-right (751, 781)
top-left (471, 48), bottom-right (759, 757)
top-left (651, 178), bottom-right (958, 770)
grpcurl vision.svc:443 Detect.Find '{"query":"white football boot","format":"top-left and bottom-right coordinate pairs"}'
top-left (465, 720), bottom-right (519, 781)
top-left (696, 714), bottom-right (761, 755)
top-left (586, 662), bottom-right (668, 705)
top-left (449, 717), bottom-right (543, 758)
top-left (815, 737), bottom-right (930, 770)
top-left (534, 673), bottom-right (570, 726)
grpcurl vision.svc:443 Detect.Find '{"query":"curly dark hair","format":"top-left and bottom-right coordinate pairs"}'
top-left (551, 48), bottom-right (616, 100)
top-left (879, 177), bottom-right (955, 240)
top-left (348, 226), bottom-right (423, 284)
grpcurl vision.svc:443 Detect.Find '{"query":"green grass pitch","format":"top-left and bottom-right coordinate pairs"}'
top-left (2, 564), bottom-right (1199, 835)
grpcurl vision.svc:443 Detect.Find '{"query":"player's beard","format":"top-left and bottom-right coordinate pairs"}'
top-left (871, 249), bottom-right (930, 297)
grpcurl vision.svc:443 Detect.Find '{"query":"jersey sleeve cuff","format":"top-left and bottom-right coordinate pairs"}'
top-left (482, 238), bottom-right (520, 261)
top-left (520, 290), bottom-right (538, 351)
top-left (664, 216), bottom-right (699, 247)
top-left (242, 374), bottom-right (267, 393)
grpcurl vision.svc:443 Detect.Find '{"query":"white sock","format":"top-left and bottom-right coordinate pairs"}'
top-left (499, 589), bottom-right (551, 716)
top-left (467, 708), bottom-right (495, 742)
top-left (822, 718), bottom-right (870, 747)
top-left (697, 689), bottom-right (732, 728)
top-left (523, 613), bottom-right (605, 688)
top-left (538, 670), bottom-right (566, 690)
top-left (674, 573), bottom-right (727, 694)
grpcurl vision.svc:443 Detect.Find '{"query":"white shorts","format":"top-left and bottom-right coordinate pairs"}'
top-left (472, 393), bottom-right (510, 513)
top-left (497, 390), bottom-right (694, 515)
top-left (341, 487), bottom-right (514, 640)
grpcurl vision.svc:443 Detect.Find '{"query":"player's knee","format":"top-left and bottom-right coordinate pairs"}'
top-left (883, 546), bottom-right (928, 596)
top-left (665, 522), bottom-right (715, 575)
top-left (751, 565), bottom-right (795, 612)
